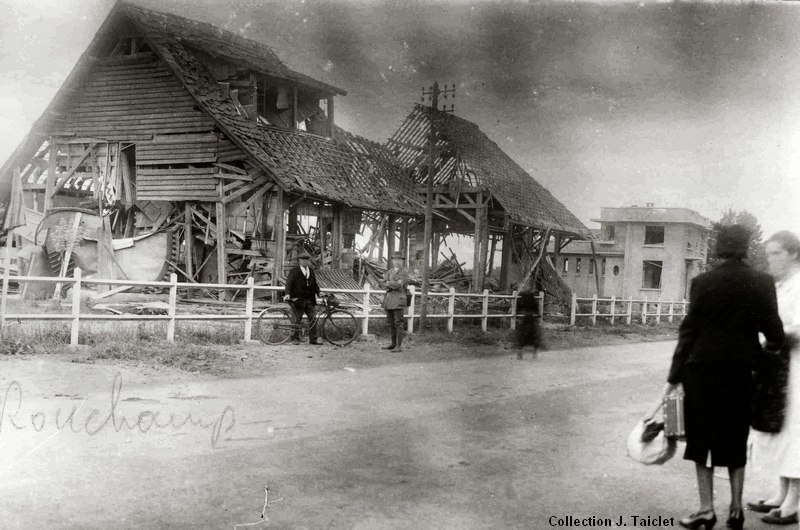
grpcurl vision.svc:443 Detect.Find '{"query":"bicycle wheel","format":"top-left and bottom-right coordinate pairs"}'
top-left (256, 307), bottom-right (296, 345)
top-left (321, 309), bottom-right (359, 346)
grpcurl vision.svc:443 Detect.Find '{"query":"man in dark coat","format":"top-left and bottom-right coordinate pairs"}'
top-left (660, 224), bottom-right (785, 529)
top-left (381, 251), bottom-right (409, 352)
top-left (283, 251), bottom-right (322, 345)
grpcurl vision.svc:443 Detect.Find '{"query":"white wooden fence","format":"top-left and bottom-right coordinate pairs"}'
top-left (0, 268), bottom-right (544, 346)
top-left (569, 293), bottom-right (688, 325)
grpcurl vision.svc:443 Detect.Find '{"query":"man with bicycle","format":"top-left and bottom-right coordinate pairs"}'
top-left (283, 250), bottom-right (323, 345)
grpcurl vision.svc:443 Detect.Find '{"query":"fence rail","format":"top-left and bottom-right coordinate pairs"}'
top-left (569, 293), bottom-right (688, 325)
top-left (0, 268), bottom-right (544, 346)
top-left (0, 268), bottom-right (687, 346)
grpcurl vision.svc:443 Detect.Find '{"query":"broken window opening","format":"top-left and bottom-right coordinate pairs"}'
top-left (642, 260), bottom-right (663, 289)
top-left (644, 225), bottom-right (665, 245)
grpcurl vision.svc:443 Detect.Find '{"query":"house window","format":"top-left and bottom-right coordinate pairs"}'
top-left (562, 258), bottom-right (569, 273)
top-left (605, 225), bottom-right (615, 240)
top-left (589, 259), bottom-right (595, 275)
top-left (601, 258), bottom-right (607, 276)
top-left (642, 260), bottom-right (663, 289)
top-left (576, 258), bottom-right (582, 274)
top-left (644, 226), bottom-right (665, 245)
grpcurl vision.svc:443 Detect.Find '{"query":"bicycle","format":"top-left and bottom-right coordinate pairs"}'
top-left (256, 293), bottom-right (359, 347)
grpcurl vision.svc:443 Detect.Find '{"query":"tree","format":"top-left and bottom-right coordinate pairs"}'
top-left (706, 208), bottom-right (766, 271)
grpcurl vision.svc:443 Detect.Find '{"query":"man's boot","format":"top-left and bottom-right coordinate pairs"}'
top-left (383, 326), bottom-right (396, 350)
top-left (391, 331), bottom-right (403, 352)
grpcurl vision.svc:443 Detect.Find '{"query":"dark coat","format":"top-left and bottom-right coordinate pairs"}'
top-left (667, 260), bottom-right (785, 385)
top-left (285, 266), bottom-right (320, 304)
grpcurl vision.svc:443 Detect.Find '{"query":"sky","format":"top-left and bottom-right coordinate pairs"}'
top-left (1, 0), bottom-right (799, 238)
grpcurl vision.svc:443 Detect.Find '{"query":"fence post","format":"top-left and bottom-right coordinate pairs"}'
top-left (509, 290), bottom-right (518, 331)
top-left (626, 298), bottom-right (633, 325)
top-left (243, 277), bottom-right (255, 342)
top-left (641, 301), bottom-right (647, 325)
top-left (656, 299), bottom-right (662, 324)
top-left (481, 289), bottom-right (489, 332)
top-left (668, 301), bottom-right (674, 323)
top-left (538, 291), bottom-right (544, 319)
top-left (407, 285), bottom-right (415, 334)
top-left (447, 287), bottom-right (456, 333)
top-left (610, 296), bottom-right (616, 325)
top-left (167, 272), bottom-right (177, 342)
top-left (570, 292), bottom-right (577, 325)
top-left (682, 298), bottom-right (687, 317)
top-left (362, 283), bottom-right (371, 336)
top-left (591, 294), bottom-right (598, 326)
top-left (70, 268), bottom-right (82, 346)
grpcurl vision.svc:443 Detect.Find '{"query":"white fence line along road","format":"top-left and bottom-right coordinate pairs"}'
top-left (0, 268), bottom-right (541, 346)
top-left (1, 268), bottom-right (687, 346)
top-left (569, 292), bottom-right (688, 326)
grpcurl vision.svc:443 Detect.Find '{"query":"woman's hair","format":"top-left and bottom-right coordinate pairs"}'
top-left (766, 230), bottom-right (800, 261)
top-left (714, 224), bottom-right (752, 260)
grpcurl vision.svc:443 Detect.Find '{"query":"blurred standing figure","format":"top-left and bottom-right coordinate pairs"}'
top-left (381, 251), bottom-right (408, 352)
top-left (284, 251), bottom-right (322, 345)
top-left (661, 224), bottom-right (785, 530)
top-left (748, 231), bottom-right (800, 525)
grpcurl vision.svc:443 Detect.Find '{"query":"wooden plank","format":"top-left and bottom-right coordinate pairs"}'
top-left (55, 125), bottom-right (214, 135)
top-left (222, 180), bottom-right (246, 194)
top-left (65, 108), bottom-right (203, 119)
top-left (137, 167), bottom-right (219, 176)
top-left (216, 173), bottom-right (253, 182)
top-left (62, 111), bottom-right (206, 124)
top-left (214, 162), bottom-right (247, 175)
top-left (222, 176), bottom-right (271, 204)
top-left (137, 175), bottom-right (218, 183)
top-left (150, 133), bottom-right (219, 144)
top-left (70, 92), bottom-right (194, 105)
top-left (138, 193), bottom-right (219, 201)
top-left (136, 156), bottom-right (218, 166)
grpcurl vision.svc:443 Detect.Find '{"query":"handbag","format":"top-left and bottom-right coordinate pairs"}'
top-left (751, 344), bottom-right (790, 433)
top-left (663, 392), bottom-right (686, 440)
top-left (626, 419), bottom-right (676, 465)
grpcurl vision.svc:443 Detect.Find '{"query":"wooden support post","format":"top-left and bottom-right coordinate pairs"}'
top-left (386, 215), bottom-right (396, 262)
top-left (570, 292), bottom-right (577, 325)
top-left (70, 268), bottom-right (82, 347)
top-left (401, 218), bottom-right (410, 262)
top-left (273, 189), bottom-right (286, 294)
top-left (510, 290), bottom-right (518, 330)
top-left (591, 294), bottom-right (598, 326)
top-left (472, 192), bottom-right (483, 291)
top-left (610, 296), bottom-right (617, 325)
top-left (292, 86), bottom-right (298, 130)
top-left (332, 206), bottom-right (343, 268)
top-left (627, 298), bottom-right (633, 325)
top-left (487, 235), bottom-right (497, 278)
top-left (447, 287), bottom-right (456, 333)
top-left (216, 201), bottom-right (227, 300)
top-left (538, 291), bottom-right (545, 317)
top-left (377, 219), bottom-right (385, 265)
top-left (668, 301), bottom-right (674, 323)
top-left (243, 277), bottom-right (255, 341)
top-left (407, 285), bottom-right (415, 334)
top-left (499, 226), bottom-right (512, 291)
top-left (167, 273), bottom-right (177, 342)
top-left (481, 289), bottom-right (489, 332)
top-left (45, 140), bottom-right (57, 212)
top-left (361, 283), bottom-right (371, 336)
top-left (432, 232), bottom-right (440, 271)
top-left (478, 203), bottom-right (489, 291)
top-left (185, 204), bottom-right (194, 282)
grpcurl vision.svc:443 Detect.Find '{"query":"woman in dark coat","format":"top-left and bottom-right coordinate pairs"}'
top-left (660, 224), bottom-right (785, 530)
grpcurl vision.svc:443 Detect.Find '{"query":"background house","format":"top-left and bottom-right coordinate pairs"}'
top-left (555, 204), bottom-right (710, 301)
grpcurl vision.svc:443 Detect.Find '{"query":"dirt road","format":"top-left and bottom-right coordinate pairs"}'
top-left (0, 341), bottom-right (782, 529)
